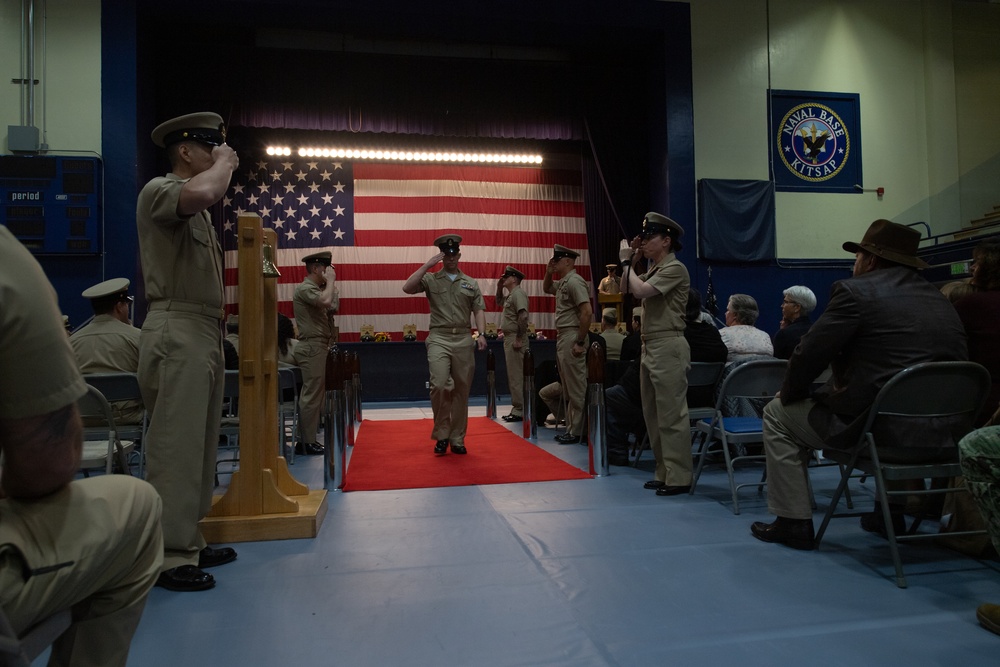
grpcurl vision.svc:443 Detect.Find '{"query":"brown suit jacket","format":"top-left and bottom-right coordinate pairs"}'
top-left (781, 265), bottom-right (968, 449)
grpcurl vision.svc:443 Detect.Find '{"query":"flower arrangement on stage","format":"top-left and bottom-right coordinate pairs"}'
top-left (373, 331), bottom-right (391, 342)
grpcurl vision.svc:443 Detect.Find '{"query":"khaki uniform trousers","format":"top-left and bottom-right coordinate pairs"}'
top-left (292, 338), bottom-right (330, 444)
top-left (761, 397), bottom-right (828, 520)
top-left (640, 334), bottom-right (691, 485)
top-left (503, 336), bottom-right (527, 416)
top-left (0, 476), bottom-right (163, 667)
top-left (557, 328), bottom-right (587, 436)
top-left (138, 310), bottom-right (225, 571)
top-left (426, 330), bottom-right (475, 446)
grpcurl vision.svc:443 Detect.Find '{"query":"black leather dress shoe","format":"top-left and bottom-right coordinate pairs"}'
top-left (750, 517), bottom-right (816, 551)
top-left (434, 440), bottom-right (449, 454)
top-left (655, 485), bottom-right (691, 497)
top-left (156, 565), bottom-right (216, 592)
top-left (199, 546), bottom-right (237, 569)
top-left (554, 433), bottom-right (581, 444)
top-left (450, 443), bottom-right (467, 454)
top-left (643, 480), bottom-right (666, 490)
top-left (501, 414), bottom-right (523, 422)
top-left (860, 504), bottom-right (906, 539)
top-left (294, 441), bottom-right (325, 456)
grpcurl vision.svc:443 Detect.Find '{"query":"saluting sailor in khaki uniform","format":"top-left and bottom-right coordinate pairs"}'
top-left (70, 277), bottom-right (144, 424)
top-left (495, 265), bottom-right (529, 422)
top-left (599, 263), bottom-right (621, 295)
top-left (543, 244), bottom-right (593, 444)
top-left (291, 249), bottom-right (339, 456)
top-left (622, 213), bottom-right (691, 496)
top-left (136, 112), bottom-right (239, 592)
top-left (0, 226), bottom-right (163, 667)
top-left (403, 234), bottom-right (487, 454)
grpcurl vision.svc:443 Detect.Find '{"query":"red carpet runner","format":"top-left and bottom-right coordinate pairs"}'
top-left (342, 417), bottom-right (592, 491)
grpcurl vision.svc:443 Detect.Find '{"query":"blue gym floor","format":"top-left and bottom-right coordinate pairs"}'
top-left (120, 401), bottom-right (1000, 666)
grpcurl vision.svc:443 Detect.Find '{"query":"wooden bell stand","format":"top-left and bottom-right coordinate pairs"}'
top-left (200, 216), bottom-right (328, 543)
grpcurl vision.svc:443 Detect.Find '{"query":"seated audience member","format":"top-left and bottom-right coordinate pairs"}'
top-left (958, 424), bottom-right (1000, 636)
top-left (0, 226), bottom-right (163, 667)
top-left (538, 332), bottom-right (607, 435)
top-left (719, 293), bottom-right (773, 362)
top-left (600, 308), bottom-right (626, 361)
top-left (619, 307), bottom-right (643, 362)
top-left (684, 288), bottom-right (729, 406)
top-left (750, 219), bottom-right (967, 550)
top-left (953, 239), bottom-right (1000, 425)
top-left (70, 277), bottom-right (144, 425)
top-left (277, 312), bottom-right (299, 366)
top-left (772, 285), bottom-right (816, 359)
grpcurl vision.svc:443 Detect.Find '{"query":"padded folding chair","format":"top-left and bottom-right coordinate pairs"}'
top-left (689, 359), bottom-right (788, 514)
top-left (632, 361), bottom-right (725, 467)
top-left (215, 370), bottom-right (241, 483)
top-left (0, 605), bottom-right (71, 667)
top-left (814, 361), bottom-right (991, 588)
top-left (78, 383), bottom-right (135, 476)
top-left (82, 372), bottom-right (146, 475)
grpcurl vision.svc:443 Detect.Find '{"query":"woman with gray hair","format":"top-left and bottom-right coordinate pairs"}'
top-left (773, 285), bottom-right (816, 359)
top-left (720, 293), bottom-right (773, 361)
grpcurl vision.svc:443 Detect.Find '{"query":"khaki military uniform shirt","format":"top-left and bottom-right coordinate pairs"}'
top-left (640, 254), bottom-right (689, 335)
top-left (293, 278), bottom-right (338, 341)
top-left (419, 270), bottom-right (485, 328)
top-left (501, 285), bottom-right (529, 335)
top-left (554, 269), bottom-right (590, 330)
top-left (70, 314), bottom-right (141, 374)
top-left (136, 173), bottom-right (224, 310)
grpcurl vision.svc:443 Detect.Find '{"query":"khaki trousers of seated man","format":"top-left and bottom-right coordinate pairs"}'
top-left (761, 397), bottom-right (828, 520)
top-left (503, 336), bottom-right (527, 417)
top-left (0, 476), bottom-right (163, 667)
top-left (426, 330), bottom-right (475, 447)
top-left (556, 328), bottom-right (587, 437)
top-left (639, 334), bottom-right (691, 485)
top-left (292, 338), bottom-right (330, 444)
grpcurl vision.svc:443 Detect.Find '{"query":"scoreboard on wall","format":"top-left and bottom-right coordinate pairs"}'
top-left (0, 155), bottom-right (102, 254)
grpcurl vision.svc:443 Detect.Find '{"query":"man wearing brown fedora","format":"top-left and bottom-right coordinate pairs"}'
top-left (751, 219), bottom-right (968, 550)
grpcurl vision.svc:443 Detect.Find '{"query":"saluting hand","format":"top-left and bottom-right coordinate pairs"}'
top-left (324, 265), bottom-right (337, 284)
top-left (426, 252), bottom-right (445, 268)
top-left (213, 143), bottom-right (239, 171)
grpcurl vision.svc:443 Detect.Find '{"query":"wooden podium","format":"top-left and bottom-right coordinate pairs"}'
top-left (200, 216), bottom-right (328, 543)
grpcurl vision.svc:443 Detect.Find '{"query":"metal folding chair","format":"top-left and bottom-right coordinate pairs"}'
top-left (82, 372), bottom-right (146, 475)
top-left (814, 361), bottom-right (991, 588)
top-left (689, 359), bottom-right (787, 514)
top-left (78, 383), bottom-right (134, 476)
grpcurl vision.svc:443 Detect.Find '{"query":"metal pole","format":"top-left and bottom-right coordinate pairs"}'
top-left (352, 352), bottom-right (363, 422)
top-left (586, 342), bottom-right (608, 477)
top-left (486, 347), bottom-right (497, 419)
top-left (522, 348), bottom-right (536, 439)
top-left (344, 351), bottom-right (355, 447)
top-left (324, 345), bottom-right (346, 491)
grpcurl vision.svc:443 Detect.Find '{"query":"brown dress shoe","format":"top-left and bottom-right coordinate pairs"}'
top-left (750, 517), bottom-right (816, 551)
top-left (977, 603), bottom-right (1000, 636)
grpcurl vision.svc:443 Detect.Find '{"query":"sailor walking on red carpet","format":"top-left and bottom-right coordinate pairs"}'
top-left (403, 234), bottom-right (488, 454)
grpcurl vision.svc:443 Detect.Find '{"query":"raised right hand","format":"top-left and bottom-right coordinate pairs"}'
top-left (212, 143), bottom-right (239, 171)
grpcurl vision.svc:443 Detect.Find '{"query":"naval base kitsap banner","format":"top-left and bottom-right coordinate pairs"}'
top-left (768, 89), bottom-right (862, 194)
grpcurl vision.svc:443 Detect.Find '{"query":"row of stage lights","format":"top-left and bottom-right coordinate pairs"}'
top-left (265, 146), bottom-right (544, 164)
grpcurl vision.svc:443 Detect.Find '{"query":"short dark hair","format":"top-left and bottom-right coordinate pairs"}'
top-left (973, 239), bottom-right (1000, 291)
top-left (685, 288), bottom-right (703, 322)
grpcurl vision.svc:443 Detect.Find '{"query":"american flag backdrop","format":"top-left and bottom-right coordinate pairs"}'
top-left (221, 159), bottom-right (591, 342)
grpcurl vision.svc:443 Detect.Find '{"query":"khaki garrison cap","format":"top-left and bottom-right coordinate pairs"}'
top-left (302, 251), bottom-right (333, 266)
top-left (434, 234), bottom-right (462, 255)
top-left (151, 112), bottom-right (226, 148)
top-left (82, 277), bottom-right (131, 301)
top-left (551, 244), bottom-right (580, 261)
top-left (503, 265), bottom-right (525, 280)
